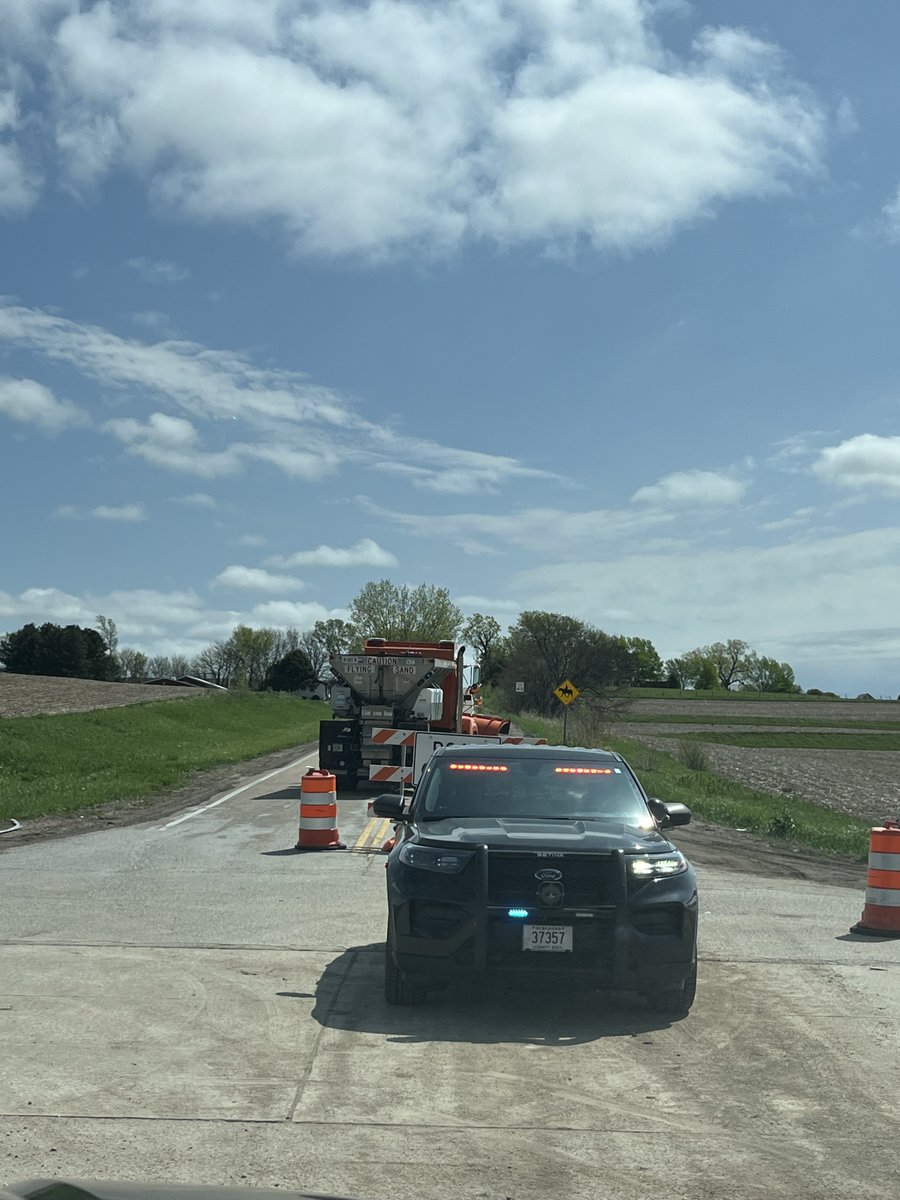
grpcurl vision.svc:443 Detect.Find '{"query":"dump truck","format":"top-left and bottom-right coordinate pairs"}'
top-left (318, 638), bottom-right (513, 791)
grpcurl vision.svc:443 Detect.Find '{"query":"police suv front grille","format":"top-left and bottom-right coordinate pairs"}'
top-left (487, 852), bottom-right (619, 909)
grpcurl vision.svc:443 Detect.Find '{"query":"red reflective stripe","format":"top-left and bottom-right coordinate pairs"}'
top-left (870, 830), bottom-right (900, 853)
top-left (866, 869), bottom-right (900, 890)
top-left (300, 802), bottom-right (338, 819)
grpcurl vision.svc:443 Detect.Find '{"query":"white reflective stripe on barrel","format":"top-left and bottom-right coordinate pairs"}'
top-left (863, 887), bottom-right (900, 907)
top-left (868, 851), bottom-right (900, 871)
top-left (300, 816), bottom-right (340, 830)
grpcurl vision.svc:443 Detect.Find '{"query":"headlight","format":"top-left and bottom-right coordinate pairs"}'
top-left (397, 843), bottom-right (475, 874)
top-left (628, 852), bottom-right (688, 879)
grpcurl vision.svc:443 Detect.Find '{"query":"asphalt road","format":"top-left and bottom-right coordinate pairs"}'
top-left (2, 748), bottom-right (900, 1200)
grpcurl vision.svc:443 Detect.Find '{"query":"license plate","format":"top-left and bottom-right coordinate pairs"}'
top-left (522, 925), bottom-right (573, 952)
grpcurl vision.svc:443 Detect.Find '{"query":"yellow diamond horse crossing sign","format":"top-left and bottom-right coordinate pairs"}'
top-left (554, 679), bottom-right (580, 705)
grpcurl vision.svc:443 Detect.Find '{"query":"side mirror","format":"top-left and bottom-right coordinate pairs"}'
top-left (372, 793), bottom-right (407, 820)
top-left (648, 798), bottom-right (692, 828)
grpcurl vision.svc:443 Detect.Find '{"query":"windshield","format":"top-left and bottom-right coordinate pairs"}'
top-left (416, 757), bottom-right (650, 822)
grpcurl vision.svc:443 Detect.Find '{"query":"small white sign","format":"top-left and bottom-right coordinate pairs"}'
top-left (515, 681), bottom-right (525, 693)
top-left (411, 732), bottom-right (501, 786)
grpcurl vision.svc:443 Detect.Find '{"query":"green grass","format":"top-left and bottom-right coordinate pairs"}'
top-left (512, 710), bottom-right (871, 861)
top-left (0, 692), bottom-right (328, 821)
top-left (664, 730), bottom-right (900, 750)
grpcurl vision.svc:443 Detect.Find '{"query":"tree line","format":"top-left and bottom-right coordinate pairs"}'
top-left (0, 578), bottom-right (801, 706)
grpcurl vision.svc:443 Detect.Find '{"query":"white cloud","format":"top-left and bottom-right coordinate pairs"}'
top-left (0, 582), bottom-right (343, 657)
top-left (52, 501), bottom-right (147, 521)
top-left (249, 600), bottom-right (333, 628)
top-left (92, 502), bottom-right (146, 521)
top-left (882, 188), bottom-right (900, 244)
top-left (0, 375), bottom-right (87, 432)
top-left (267, 538), bottom-right (397, 569)
top-left (177, 492), bottom-right (218, 509)
top-left (0, 137), bottom-right (38, 215)
top-left (131, 309), bottom-right (171, 330)
top-left (813, 434), bottom-right (900, 495)
top-left (631, 468), bottom-right (746, 507)
top-left (12, 0), bottom-right (825, 258)
top-left (512, 526), bottom-right (900, 680)
top-left (0, 302), bottom-right (547, 494)
top-left (212, 565), bottom-right (305, 593)
top-left (245, 443), bottom-right (339, 482)
top-left (457, 595), bottom-right (522, 617)
top-left (102, 411), bottom-right (244, 477)
top-left (0, 79), bottom-right (41, 214)
top-left (237, 533), bottom-right (266, 547)
top-left (760, 507), bottom-right (814, 532)
top-left (357, 496), bottom-right (678, 556)
top-left (125, 257), bottom-right (191, 283)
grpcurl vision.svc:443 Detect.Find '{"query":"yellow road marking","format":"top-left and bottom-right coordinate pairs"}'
top-left (352, 816), bottom-right (392, 852)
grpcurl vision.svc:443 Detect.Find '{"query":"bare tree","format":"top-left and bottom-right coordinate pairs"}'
top-left (96, 614), bottom-right (119, 656)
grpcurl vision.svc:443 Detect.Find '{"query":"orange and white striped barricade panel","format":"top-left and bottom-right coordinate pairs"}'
top-left (369, 728), bottom-right (417, 747)
top-left (296, 768), bottom-right (346, 851)
top-left (368, 765), bottom-right (413, 786)
top-left (852, 820), bottom-right (900, 937)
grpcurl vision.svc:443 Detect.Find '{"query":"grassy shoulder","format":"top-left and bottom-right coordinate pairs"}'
top-left (512, 711), bottom-right (872, 861)
top-left (0, 692), bottom-right (328, 821)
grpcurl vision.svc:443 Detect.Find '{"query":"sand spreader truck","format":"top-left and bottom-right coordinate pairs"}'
top-left (318, 638), bottom-right (542, 791)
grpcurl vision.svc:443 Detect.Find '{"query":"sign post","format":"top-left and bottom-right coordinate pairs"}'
top-left (553, 678), bottom-right (580, 745)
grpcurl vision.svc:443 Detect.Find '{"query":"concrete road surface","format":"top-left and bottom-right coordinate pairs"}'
top-left (2, 747), bottom-right (899, 1200)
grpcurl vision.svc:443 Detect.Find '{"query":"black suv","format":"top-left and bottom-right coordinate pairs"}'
top-left (373, 743), bottom-right (698, 1015)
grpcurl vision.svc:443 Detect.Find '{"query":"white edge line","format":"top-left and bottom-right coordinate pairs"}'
top-left (159, 750), bottom-right (319, 830)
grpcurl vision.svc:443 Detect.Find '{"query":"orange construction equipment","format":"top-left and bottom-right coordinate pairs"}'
top-left (296, 768), bottom-right (346, 851)
top-left (851, 820), bottom-right (900, 936)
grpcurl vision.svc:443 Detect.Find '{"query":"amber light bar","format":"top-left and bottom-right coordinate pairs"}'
top-left (448, 763), bottom-right (508, 772)
top-left (555, 767), bottom-right (613, 775)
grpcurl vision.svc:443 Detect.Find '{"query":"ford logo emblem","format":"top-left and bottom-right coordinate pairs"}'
top-left (535, 868), bottom-right (563, 882)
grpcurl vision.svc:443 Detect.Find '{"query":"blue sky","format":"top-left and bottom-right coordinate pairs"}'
top-left (3, 0), bottom-right (900, 694)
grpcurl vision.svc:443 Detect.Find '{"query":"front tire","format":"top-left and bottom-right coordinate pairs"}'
top-left (384, 929), bottom-right (427, 1006)
top-left (646, 960), bottom-right (697, 1017)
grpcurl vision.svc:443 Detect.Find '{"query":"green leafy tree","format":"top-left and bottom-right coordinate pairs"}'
top-left (298, 618), bottom-right (358, 679)
top-left (462, 613), bottom-right (505, 685)
top-left (665, 649), bottom-right (711, 689)
top-left (0, 622), bottom-right (115, 680)
top-left (617, 636), bottom-right (664, 686)
top-left (706, 639), bottom-right (754, 690)
top-left (95, 615), bottom-right (118, 656)
top-left (117, 647), bottom-right (149, 681)
top-left (500, 611), bottom-right (633, 716)
top-left (749, 655), bottom-right (799, 693)
top-left (225, 625), bottom-right (280, 689)
top-left (695, 659), bottom-right (719, 690)
top-left (265, 648), bottom-right (318, 692)
top-left (348, 580), bottom-right (463, 642)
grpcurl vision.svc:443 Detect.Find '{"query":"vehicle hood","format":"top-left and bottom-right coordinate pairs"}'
top-left (413, 816), bottom-right (674, 854)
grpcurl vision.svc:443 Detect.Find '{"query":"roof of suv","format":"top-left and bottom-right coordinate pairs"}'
top-left (431, 743), bottom-right (622, 762)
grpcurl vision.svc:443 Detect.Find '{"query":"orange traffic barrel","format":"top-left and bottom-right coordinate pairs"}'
top-left (296, 768), bottom-right (346, 852)
top-left (473, 715), bottom-right (512, 736)
top-left (851, 820), bottom-right (900, 936)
